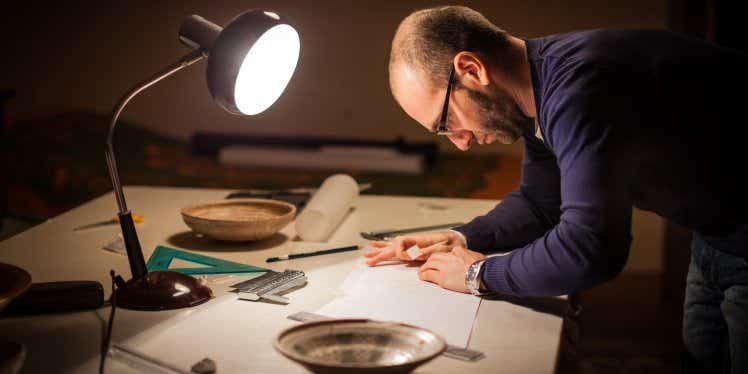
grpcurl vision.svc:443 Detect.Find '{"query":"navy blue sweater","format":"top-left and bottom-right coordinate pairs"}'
top-left (455, 30), bottom-right (748, 297)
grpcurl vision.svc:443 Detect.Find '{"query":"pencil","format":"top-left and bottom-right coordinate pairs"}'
top-left (266, 245), bottom-right (359, 262)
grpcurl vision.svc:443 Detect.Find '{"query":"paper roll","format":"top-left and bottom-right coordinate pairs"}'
top-left (295, 174), bottom-right (359, 242)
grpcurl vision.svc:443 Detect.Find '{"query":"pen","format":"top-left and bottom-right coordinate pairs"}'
top-left (73, 214), bottom-right (145, 231)
top-left (266, 245), bottom-right (359, 262)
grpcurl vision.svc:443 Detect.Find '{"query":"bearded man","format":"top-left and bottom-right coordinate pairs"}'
top-left (365, 6), bottom-right (748, 373)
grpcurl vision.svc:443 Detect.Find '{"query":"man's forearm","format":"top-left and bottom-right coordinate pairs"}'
top-left (453, 189), bottom-right (554, 253)
top-left (479, 219), bottom-right (631, 297)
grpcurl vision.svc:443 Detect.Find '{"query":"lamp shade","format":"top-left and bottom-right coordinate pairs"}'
top-left (204, 10), bottom-right (300, 115)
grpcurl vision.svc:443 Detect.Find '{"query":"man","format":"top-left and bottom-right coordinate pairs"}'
top-left (365, 5), bottom-right (748, 373)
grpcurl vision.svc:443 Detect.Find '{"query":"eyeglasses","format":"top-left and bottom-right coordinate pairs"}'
top-left (434, 64), bottom-right (455, 136)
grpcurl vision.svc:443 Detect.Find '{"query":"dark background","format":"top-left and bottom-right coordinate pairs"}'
top-left (1, 1), bottom-right (743, 372)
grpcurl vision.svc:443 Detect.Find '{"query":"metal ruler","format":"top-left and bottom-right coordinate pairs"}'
top-left (230, 270), bottom-right (307, 304)
top-left (360, 222), bottom-right (464, 241)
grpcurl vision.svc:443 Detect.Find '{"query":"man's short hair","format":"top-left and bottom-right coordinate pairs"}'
top-left (390, 6), bottom-right (509, 87)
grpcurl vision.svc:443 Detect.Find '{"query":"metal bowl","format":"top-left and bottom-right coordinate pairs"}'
top-left (181, 199), bottom-right (295, 241)
top-left (0, 263), bottom-right (31, 313)
top-left (0, 340), bottom-right (26, 374)
top-left (274, 319), bottom-right (446, 373)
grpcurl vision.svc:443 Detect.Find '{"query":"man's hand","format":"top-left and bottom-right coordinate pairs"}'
top-left (363, 231), bottom-right (465, 266)
top-left (418, 246), bottom-right (487, 293)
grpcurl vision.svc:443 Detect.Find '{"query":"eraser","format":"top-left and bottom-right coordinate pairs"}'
top-left (102, 234), bottom-right (126, 255)
top-left (406, 244), bottom-right (422, 260)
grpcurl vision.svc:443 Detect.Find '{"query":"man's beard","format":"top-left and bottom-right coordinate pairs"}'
top-left (465, 86), bottom-right (531, 144)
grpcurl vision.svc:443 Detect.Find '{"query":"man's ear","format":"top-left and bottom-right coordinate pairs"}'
top-left (453, 52), bottom-right (491, 87)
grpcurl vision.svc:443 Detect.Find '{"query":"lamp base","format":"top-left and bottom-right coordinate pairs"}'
top-left (116, 271), bottom-right (212, 311)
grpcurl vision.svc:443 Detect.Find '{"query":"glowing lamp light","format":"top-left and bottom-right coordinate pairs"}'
top-left (234, 24), bottom-right (300, 115)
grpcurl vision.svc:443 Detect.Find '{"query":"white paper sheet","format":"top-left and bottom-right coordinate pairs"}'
top-left (101, 294), bottom-right (308, 374)
top-left (315, 259), bottom-right (481, 347)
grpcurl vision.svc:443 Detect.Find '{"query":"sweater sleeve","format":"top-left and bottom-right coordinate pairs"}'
top-left (476, 62), bottom-right (638, 296)
top-left (453, 134), bottom-right (561, 253)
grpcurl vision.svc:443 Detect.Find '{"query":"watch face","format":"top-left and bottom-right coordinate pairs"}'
top-left (473, 261), bottom-right (483, 277)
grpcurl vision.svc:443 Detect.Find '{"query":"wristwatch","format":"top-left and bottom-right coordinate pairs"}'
top-left (465, 259), bottom-right (489, 296)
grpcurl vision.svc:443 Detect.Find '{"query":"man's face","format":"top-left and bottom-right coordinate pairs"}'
top-left (391, 64), bottom-right (529, 151)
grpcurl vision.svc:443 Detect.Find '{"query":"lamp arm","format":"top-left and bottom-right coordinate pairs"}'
top-left (105, 49), bottom-right (207, 213)
top-left (104, 49), bottom-right (206, 280)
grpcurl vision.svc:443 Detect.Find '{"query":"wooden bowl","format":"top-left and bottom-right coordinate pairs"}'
top-left (274, 319), bottom-right (447, 374)
top-left (181, 199), bottom-right (296, 241)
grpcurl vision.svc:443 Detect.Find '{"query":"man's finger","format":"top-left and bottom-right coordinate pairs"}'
top-left (369, 241), bottom-right (389, 248)
top-left (397, 245), bottom-right (416, 261)
top-left (366, 247), bottom-right (396, 266)
top-left (451, 245), bottom-right (484, 262)
top-left (419, 241), bottom-right (451, 257)
top-left (363, 247), bottom-right (385, 258)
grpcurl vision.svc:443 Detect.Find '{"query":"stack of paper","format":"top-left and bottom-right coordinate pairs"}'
top-left (315, 259), bottom-right (481, 347)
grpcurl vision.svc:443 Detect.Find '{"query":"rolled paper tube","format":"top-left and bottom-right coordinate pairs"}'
top-left (295, 174), bottom-right (359, 242)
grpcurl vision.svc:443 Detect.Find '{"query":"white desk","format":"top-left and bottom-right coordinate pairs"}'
top-left (0, 186), bottom-right (564, 373)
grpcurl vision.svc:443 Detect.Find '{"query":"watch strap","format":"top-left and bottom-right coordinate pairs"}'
top-left (466, 259), bottom-right (488, 296)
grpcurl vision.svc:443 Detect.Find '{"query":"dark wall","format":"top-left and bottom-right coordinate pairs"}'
top-left (1, 0), bottom-right (668, 156)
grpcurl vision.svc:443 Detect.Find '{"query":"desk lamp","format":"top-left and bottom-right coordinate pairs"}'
top-left (105, 10), bottom-right (300, 310)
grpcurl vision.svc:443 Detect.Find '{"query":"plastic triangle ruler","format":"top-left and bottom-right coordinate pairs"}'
top-left (146, 245), bottom-right (269, 275)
